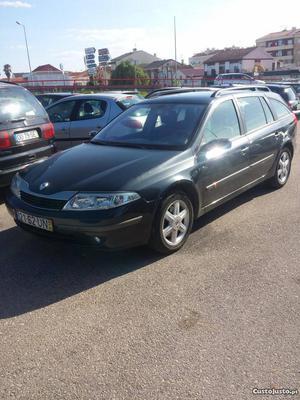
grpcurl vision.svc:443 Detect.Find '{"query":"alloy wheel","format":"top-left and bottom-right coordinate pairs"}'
top-left (277, 151), bottom-right (290, 185)
top-left (162, 200), bottom-right (190, 247)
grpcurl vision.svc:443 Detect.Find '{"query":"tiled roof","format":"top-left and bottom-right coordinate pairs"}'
top-left (205, 47), bottom-right (256, 63)
top-left (257, 27), bottom-right (300, 41)
top-left (32, 64), bottom-right (61, 73)
top-left (145, 59), bottom-right (189, 70)
top-left (178, 67), bottom-right (203, 77)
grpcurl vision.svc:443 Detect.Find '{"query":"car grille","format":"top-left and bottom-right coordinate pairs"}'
top-left (20, 191), bottom-right (67, 210)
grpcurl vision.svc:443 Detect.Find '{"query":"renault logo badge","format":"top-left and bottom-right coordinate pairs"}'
top-left (40, 182), bottom-right (49, 191)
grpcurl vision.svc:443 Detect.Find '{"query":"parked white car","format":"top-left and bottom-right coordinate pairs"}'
top-left (214, 73), bottom-right (265, 87)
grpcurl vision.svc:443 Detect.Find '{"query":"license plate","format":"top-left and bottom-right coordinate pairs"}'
top-left (15, 210), bottom-right (53, 232)
top-left (15, 130), bottom-right (39, 143)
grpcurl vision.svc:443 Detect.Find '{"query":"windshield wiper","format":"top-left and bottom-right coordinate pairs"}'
top-left (92, 140), bottom-right (148, 149)
top-left (10, 117), bottom-right (26, 123)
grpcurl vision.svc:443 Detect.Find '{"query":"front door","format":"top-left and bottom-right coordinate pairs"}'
top-left (47, 100), bottom-right (77, 151)
top-left (196, 99), bottom-right (252, 208)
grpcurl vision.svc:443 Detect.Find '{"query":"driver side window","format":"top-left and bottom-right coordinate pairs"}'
top-left (201, 100), bottom-right (241, 145)
top-left (47, 101), bottom-right (76, 123)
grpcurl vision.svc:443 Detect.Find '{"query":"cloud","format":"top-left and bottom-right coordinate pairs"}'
top-left (66, 27), bottom-right (169, 60)
top-left (0, 1), bottom-right (32, 8)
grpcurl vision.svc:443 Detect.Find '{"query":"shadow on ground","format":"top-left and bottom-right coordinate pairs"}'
top-left (0, 183), bottom-right (273, 319)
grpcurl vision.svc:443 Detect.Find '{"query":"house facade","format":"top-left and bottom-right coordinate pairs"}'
top-left (30, 64), bottom-right (72, 86)
top-left (189, 50), bottom-right (218, 68)
top-left (204, 47), bottom-right (273, 77)
top-left (144, 59), bottom-right (193, 85)
top-left (110, 49), bottom-right (160, 69)
top-left (256, 27), bottom-right (300, 69)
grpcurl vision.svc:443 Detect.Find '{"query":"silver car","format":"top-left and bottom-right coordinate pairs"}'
top-left (46, 93), bottom-right (142, 150)
top-left (214, 73), bottom-right (265, 87)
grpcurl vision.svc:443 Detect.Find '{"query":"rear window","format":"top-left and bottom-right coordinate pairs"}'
top-left (269, 98), bottom-right (291, 119)
top-left (0, 86), bottom-right (46, 124)
top-left (237, 97), bottom-right (267, 132)
top-left (117, 95), bottom-right (142, 109)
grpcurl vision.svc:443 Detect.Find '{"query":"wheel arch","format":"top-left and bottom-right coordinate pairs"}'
top-left (160, 180), bottom-right (200, 219)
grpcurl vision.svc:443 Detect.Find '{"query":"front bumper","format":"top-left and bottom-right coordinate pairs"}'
top-left (6, 190), bottom-right (157, 250)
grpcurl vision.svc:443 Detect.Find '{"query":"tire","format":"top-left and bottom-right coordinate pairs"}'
top-left (269, 148), bottom-right (292, 189)
top-left (149, 192), bottom-right (194, 254)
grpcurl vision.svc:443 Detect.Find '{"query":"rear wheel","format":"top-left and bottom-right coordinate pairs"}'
top-left (269, 148), bottom-right (292, 189)
top-left (149, 193), bottom-right (194, 254)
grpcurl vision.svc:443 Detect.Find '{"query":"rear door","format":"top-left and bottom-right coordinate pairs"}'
top-left (69, 98), bottom-right (110, 147)
top-left (196, 98), bottom-right (252, 208)
top-left (47, 99), bottom-right (76, 150)
top-left (236, 95), bottom-right (279, 180)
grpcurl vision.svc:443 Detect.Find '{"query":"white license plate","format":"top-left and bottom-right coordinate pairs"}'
top-left (15, 130), bottom-right (39, 142)
top-left (15, 210), bottom-right (53, 232)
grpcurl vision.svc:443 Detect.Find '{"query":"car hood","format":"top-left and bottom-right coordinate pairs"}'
top-left (21, 143), bottom-right (191, 196)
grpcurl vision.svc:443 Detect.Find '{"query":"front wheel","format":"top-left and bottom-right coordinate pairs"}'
top-left (149, 193), bottom-right (194, 254)
top-left (269, 148), bottom-right (292, 189)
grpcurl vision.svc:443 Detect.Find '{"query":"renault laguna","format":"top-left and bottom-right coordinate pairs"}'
top-left (6, 88), bottom-right (297, 253)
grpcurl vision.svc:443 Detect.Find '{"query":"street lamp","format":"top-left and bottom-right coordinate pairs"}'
top-left (16, 21), bottom-right (32, 79)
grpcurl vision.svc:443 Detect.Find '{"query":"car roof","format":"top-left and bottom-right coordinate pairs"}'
top-left (37, 92), bottom-right (74, 96)
top-left (267, 83), bottom-right (290, 89)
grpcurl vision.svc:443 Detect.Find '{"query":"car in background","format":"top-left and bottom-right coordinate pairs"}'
top-left (6, 87), bottom-right (297, 253)
top-left (46, 93), bottom-right (143, 150)
top-left (36, 92), bottom-right (75, 108)
top-left (269, 82), bottom-right (300, 97)
top-left (0, 81), bottom-right (55, 187)
top-left (214, 73), bottom-right (265, 87)
top-left (266, 84), bottom-right (300, 115)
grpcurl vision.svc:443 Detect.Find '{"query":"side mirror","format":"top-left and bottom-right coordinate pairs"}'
top-left (88, 130), bottom-right (98, 139)
top-left (200, 138), bottom-right (232, 161)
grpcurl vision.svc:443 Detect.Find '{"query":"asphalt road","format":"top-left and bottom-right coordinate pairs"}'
top-left (0, 136), bottom-right (299, 400)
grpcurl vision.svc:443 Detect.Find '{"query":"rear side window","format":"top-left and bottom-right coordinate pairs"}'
top-left (202, 100), bottom-right (240, 144)
top-left (117, 95), bottom-right (142, 110)
top-left (269, 98), bottom-right (291, 119)
top-left (285, 87), bottom-right (297, 101)
top-left (260, 98), bottom-right (274, 123)
top-left (237, 97), bottom-right (267, 132)
top-left (0, 86), bottom-right (46, 124)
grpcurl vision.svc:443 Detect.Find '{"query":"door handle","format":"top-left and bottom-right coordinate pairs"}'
top-left (240, 146), bottom-right (249, 154)
top-left (274, 131), bottom-right (282, 138)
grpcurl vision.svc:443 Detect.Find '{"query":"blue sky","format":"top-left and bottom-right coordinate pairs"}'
top-left (1, 0), bottom-right (300, 73)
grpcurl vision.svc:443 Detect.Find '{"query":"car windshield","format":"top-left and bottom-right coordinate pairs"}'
top-left (0, 86), bottom-right (46, 123)
top-left (92, 102), bottom-right (206, 149)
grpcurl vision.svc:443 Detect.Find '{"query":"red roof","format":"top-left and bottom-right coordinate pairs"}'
top-left (32, 64), bottom-right (61, 73)
top-left (205, 47), bottom-right (256, 63)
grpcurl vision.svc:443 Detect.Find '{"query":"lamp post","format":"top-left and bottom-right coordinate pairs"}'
top-left (16, 21), bottom-right (32, 80)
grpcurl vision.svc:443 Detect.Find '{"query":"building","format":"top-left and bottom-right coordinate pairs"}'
top-left (144, 59), bottom-right (191, 85)
top-left (110, 49), bottom-right (160, 69)
top-left (204, 47), bottom-right (273, 77)
top-left (29, 64), bottom-right (72, 86)
top-left (256, 27), bottom-right (300, 69)
top-left (189, 50), bottom-right (219, 68)
top-left (65, 70), bottom-right (90, 86)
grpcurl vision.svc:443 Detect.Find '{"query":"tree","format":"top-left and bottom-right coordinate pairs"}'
top-left (110, 61), bottom-right (149, 87)
top-left (3, 64), bottom-right (12, 81)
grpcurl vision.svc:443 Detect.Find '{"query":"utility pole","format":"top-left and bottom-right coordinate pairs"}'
top-left (174, 16), bottom-right (177, 85)
top-left (16, 21), bottom-right (32, 80)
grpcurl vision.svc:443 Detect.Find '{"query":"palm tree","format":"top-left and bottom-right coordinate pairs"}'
top-left (3, 64), bottom-right (12, 81)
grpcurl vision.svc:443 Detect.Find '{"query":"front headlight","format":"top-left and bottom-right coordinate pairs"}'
top-left (63, 192), bottom-right (141, 211)
top-left (11, 173), bottom-right (22, 198)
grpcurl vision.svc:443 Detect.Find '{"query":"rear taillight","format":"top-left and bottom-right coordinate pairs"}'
top-left (293, 113), bottom-right (298, 125)
top-left (42, 122), bottom-right (55, 140)
top-left (0, 131), bottom-right (11, 149)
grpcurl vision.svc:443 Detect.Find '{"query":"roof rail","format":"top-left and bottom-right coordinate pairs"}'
top-left (146, 87), bottom-right (215, 99)
top-left (0, 80), bottom-right (19, 86)
top-left (212, 85), bottom-right (271, 97)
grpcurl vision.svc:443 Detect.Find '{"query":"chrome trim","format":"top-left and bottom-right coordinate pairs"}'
top-left (204, 175), bottom-right (266, 209)
top-left (249, 153), bottom-right (274, 167)
top-left (206, 165), bottom-right (250, 190)
top-left (206, 153), bottom-right (275, 190)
